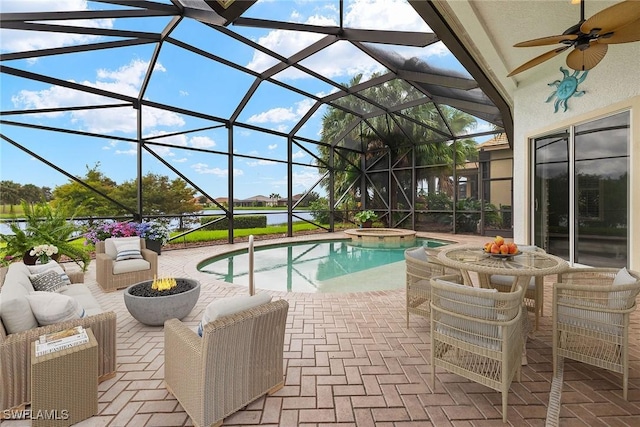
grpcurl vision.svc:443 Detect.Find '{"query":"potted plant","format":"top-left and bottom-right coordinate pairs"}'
top-left (84, 220), bottom-right (170, 255)
top-left (0, 200), bottom-right (90, 271)
top-left (354, 210), bottom-right (378, 228)
top-left (135, 221), bottom-right (170, 255)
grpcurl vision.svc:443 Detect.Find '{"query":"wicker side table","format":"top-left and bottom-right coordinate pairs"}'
top-left (31, 328), bottom-right (98, 426)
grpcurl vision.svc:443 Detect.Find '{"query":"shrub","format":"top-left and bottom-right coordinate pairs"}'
top-left (200, 215), bottom-right (266, 230)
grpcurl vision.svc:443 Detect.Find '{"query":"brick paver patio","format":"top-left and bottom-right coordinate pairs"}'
top-left (4, 232), bottom-right (639, 426)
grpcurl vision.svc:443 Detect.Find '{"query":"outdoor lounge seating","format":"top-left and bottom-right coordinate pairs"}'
top-left (430, 274), bottom-right (525, 423)
top-left (164, 298), bottom-right (289, 427)
top-left (553, 267), bottom-right (640, 400)
top-left (0, 262), bottom-right (117, 412)
top-left (404, 246), bottom-right (458, 327)
top-left (95, 237), bottom-right (158, 292)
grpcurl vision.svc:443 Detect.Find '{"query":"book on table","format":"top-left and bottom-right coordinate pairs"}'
top-left (35, 326), bottom-right (90, 357)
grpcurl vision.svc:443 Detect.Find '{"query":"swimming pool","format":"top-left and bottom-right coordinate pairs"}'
top-left (197, 238), bottom-right (449, 293)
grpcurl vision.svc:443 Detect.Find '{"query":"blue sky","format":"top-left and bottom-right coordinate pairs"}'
top-left (0, 0), bottom-right (493, 200)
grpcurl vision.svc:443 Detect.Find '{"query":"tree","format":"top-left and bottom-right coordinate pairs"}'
top-left (52, 164), bottom-right (200, 218)
top-left (111, 173), bottom-right (200, 216)
top-left (269, 193), bottom-right (280, 207)
top-left (317, 73), bottom-right (479, 224)
top-left (52, 163), bottom-right (118, 216)
top-left (0, 180), bottom-right (21, 213)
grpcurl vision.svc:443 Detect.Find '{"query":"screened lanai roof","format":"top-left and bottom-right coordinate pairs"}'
top-left (0, 0), bottom-right (508, 146)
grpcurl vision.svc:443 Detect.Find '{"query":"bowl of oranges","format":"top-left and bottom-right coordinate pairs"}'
top-left (483, 236), bottom-right (521, 258)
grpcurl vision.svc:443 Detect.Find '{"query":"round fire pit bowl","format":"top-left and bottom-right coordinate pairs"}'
top-left (124, 278), bottom-right (201, 326)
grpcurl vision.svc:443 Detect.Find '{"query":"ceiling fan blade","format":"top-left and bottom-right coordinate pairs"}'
top-left (507, 46), bottom-right (570, 77)
top-left (580, 0), bottom-right (640, 35)
top-left (566, 41), bottom-right (608, 71)
top-left (598, 18), bottom-right (640, 43)
top-left (514, 34), bottom-right (578, 47)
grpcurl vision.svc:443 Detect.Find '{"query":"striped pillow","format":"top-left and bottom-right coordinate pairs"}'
top-left (113, 240), bottom-right (143, 261)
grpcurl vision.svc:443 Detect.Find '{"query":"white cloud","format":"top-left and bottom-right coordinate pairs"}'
top-left (248, 107), bottom-right (297, 123)
top-left (268, 144), bottom-right (278, 150)
top-left (173, 157), bottom-right (188, 163)
top-left (192, 163), bottom-right (243, 176)
top-left (190, 136), bottom-right (216, 148)
top-left (247, 98), bottom-right (315, 125)
top-left (246, 0), bottom-right (447, 81)
top-left (114, 142), bottom-right (137, 156)
top-left (179, 90), bottom-right (189, 96)
top-left (247, 159), bottom-right (276, 167)
top-left (292, 150), bottom-right (306, 159)
top-left (0, 0), bottom-right (114, 54)
top-left (10, 59), bottom-right (185, 134)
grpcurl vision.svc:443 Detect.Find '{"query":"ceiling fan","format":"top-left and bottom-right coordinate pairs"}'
top-left (507, 0), bottom-right (640, 77)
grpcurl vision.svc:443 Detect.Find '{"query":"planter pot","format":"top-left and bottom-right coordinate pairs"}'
top-left (145, 239), bottom-right (163, 255)
top-left (124, 278), bottom-right (201, 326)
top-left (361, 221), bottom-right (373, 228)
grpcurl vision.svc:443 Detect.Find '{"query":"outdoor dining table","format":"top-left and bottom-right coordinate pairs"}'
top-left (436, 244), bottom-right (569, 292)
top-left (436, 244), bottom-right (570, 365)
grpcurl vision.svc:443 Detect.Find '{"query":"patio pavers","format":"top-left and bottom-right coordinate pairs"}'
top-left (4, 232), bottom-right (640, 426)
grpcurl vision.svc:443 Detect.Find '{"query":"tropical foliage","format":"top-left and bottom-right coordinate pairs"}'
top-left (317, 73), bottom-right (479, 227)
top-left (0, 200), bottom-right (90, 270)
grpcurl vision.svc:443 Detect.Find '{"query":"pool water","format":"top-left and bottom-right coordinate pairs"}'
top-left (198, 238), bottom-right (447, 293)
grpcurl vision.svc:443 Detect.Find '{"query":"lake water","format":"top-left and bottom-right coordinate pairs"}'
top-left (0, 209), bottom-right (314, 235)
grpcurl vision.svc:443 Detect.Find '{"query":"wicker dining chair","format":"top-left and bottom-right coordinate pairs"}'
top-left (488, 245), bottom-right (547, 330)
top-left (430, 274), bottom-right (525, 423)
top-left (404, 246), bottom-right (459, 327)
top-left (553, 267), bottom-right (640, 399)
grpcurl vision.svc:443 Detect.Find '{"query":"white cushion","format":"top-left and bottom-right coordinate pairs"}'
top-left (30, 270), bottom-right (68, 293)
top-left (610, 267), bottom-right (637, 309)
top-left (59, 284), bottom-right (104, 316)
top-left (613, 267), bottom-right (635, 286)
top-left (112, 258), bottom-right (151, 274)
top-left (436, 279), bottom-right (497, 318)
top-left (491, 274), bottom-right (535, 289)
top-left (198, 292), bottom-right (272, 337)
top-left (406, 247), bottom-right (428, 262)
top-left (105, 237), bottom-right (141, 260)
top-left (0, 276), bottom-right (38, 334)
top-left (557, 305), bottom-right (624, 335)
top-left (26, 261), bottom-right (71, 285)
top-left (26, 291), bottom-right (86, 326)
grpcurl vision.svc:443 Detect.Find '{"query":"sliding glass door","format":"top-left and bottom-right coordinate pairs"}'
top-left (532, 111), bottom-right (629, 267)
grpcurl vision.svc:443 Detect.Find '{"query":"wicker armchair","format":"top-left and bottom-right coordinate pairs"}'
top-left (95, 238), bottom-right (158, 292)
top-left (488, 245), bottom-right (547, 330)
top-left (430, 274), bottom-right (525, 423)
top-left (164, 299), bottom-right (289, 427)
top-left (404, 246), bottom-right (458, 327)
top-left (553, 267), bottom-right (640, 399)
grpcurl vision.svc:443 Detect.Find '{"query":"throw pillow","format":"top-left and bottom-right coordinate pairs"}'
top-left (111, 238), bottom-right (143, 261)
top-left (609, 267), bottom-right (637, 309)
top-left (26, 261), bottom-right (71, 285)
top-left (197, 292), bottom-right (272, 337)
top-left (26, 291), bottom-right (86, 326)
top-left (613, 267), bottom-right (635, 286)
top-left (30, 270), bottom-right (68, 293)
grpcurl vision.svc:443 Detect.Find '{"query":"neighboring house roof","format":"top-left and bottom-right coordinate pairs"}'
top-left (478, 134), bottom-right (510, 151)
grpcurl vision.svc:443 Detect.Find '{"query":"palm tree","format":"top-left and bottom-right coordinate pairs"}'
top-left (318, 73), bottom-right (479, 225)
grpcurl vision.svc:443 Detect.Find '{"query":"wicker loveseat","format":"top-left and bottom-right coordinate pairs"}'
top-left (0, 262), bottom-right (117, 412)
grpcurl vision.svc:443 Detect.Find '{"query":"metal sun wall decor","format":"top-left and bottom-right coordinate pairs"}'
top-left (546, 67), bottom-right (588, 113)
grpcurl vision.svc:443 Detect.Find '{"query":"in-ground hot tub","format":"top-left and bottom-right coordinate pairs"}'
top-left (344, 228), bottom-right (417, 247)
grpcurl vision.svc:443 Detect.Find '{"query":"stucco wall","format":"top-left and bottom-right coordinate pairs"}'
top-left (511, 47), bottom-right (640, 269)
